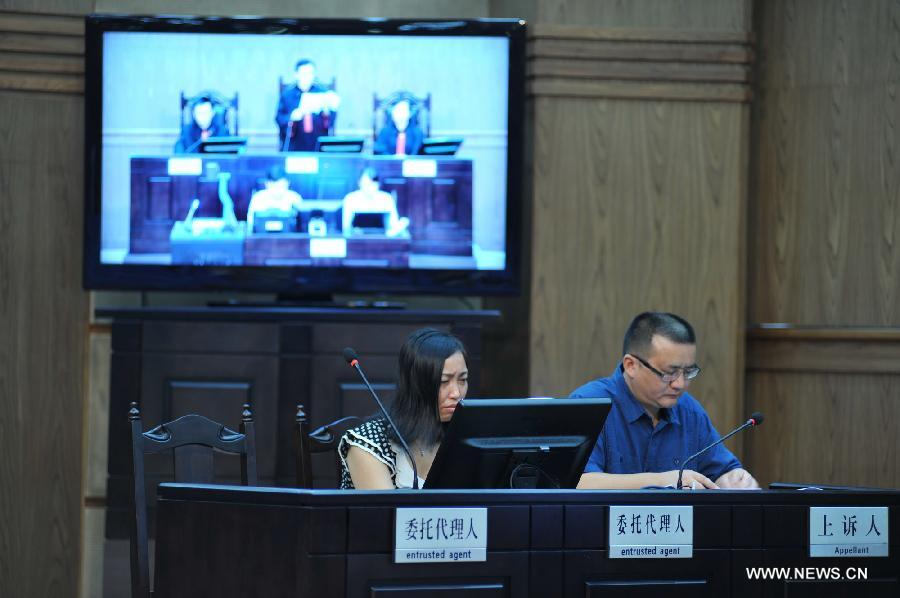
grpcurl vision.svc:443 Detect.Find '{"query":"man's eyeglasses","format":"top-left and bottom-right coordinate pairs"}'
top-left (630, 354), bottom-right (701, 383)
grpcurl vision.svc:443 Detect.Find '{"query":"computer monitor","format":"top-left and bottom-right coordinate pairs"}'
top-left (351, 212), bottom-right (388, 233)
top-left (314, 136), bottom-right (366, 153)
top-left (424, 397), bottom-right (612, 489)
top-left (253, 210), bottom-right (298, 234)
top-left (197, 136), bottom-right (248, 154)
top-left (420, 137), bottom-right (464, 156)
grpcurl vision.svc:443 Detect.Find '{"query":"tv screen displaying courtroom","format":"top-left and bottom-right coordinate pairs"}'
top-left (83, 15), bottom-right (525, 294)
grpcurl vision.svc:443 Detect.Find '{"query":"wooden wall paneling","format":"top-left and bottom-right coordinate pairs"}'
top-left (0, 88), bottom-right (87, 596)
top-left (747, 1), bottom-right (900, 490)
top-left (482, 90), bottom-right (533, 399)
top-left (748, 327), bottom-right (900, 375)
top-left (0, 10), bottom-right (84, 94)
top-left (532, 0), bottom-right (751, 32)
top-left (750, 0), bottom-right (900, 325)
top-left (528, 25), bottom-right (754, 102)
top-left (527, 24), bottom-right (752, 439)
top-left (745, 327), bottom-right (900, 488)
top-left (745, 371), bottom-right (899, 489)
top-left (90, 0), bottom-right (490, 19)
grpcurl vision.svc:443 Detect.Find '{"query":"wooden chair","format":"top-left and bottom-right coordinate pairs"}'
top-left (372, 90), bottom-right (432, 140)
top-left (294, 404), bottom-right (361, 488)
top-left (180, 89), bottom-right (239, 135)
top-left (129, 401), bottom-right (257, 598)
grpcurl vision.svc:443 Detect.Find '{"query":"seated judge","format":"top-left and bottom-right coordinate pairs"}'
top-left (571, 312), bottom-right (759, 490)
top-left (338, 328), bottom-right (469, 489)
top-left (173, 94), bottom-right (229, 154)
top-left (374, 96), bottom-right (424, 156)
top-left (276, 59), bottom-right (340, 152)
top-left (341, 167), bottom-right (409, 236)
top-left (245, 165), bottom-right (303, 233)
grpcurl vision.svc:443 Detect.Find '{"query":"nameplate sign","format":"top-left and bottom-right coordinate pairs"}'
top-left (608, 506), bottom-right (693, 558)
top-left (309, 237), bottom-right (346, 258)
top-left (395, 507), bottom-right (487, 563)
top-left (285, 156), bottom-right (319, 174)
top-left (167, 157), bottom-right (203, 176)
top-left (809, 507), bottom-right (889, 557)
top-left (401, 159), bottom-right (437, 178)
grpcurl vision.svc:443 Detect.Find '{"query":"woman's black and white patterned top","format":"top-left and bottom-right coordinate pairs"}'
top-left (338, 419), bottom-right (398, 489)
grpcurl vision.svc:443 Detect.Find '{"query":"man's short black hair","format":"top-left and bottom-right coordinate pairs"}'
top-left (295, 58), bottom-right (315, 71)
top-left (190, 94), bottom-right (214, 108)
top-left (360, 166), bottom-right (380, 183)
top-left (623, 312), bottom-right (695, 357)
top-left (266, 164), bottom-right (287, 182)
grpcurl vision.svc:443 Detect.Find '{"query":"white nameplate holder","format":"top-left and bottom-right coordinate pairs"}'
top-left (401, 159), bottom-right (437, 178)
top-left (395, 507), bottom-right (487, 563)
top-left (167, 157), bottom-right (203, 176)
top-left (608, 505), bottom-right (693, 558)
top-left (809, 506), bottom-right (889, 557)
top-left (309, 237), bottom-right (346, 258)
top-left (285, 156), bottom-right (319, 174)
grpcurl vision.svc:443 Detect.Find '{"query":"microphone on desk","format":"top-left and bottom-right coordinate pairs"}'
top-left (184, 199), bottom-right (200, 232)
top-left (676, 412), bottom-right (764, 490)
top-left (342, 347), bottom-right (420, 489)
top-left (185, 135), bottom-right (208, 154)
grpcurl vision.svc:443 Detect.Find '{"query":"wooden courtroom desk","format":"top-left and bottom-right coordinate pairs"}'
top-left (243, 232), bottom-right (412, 267)
top-left (129, 154), bottom-right (473, 259)
top-left (153, 484), bottom-right (900, 598)
top-left (99, 307), bottom-right (498, 540)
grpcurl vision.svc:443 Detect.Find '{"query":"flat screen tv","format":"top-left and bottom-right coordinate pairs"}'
top-left (83, 14), bottom-right (526, 296)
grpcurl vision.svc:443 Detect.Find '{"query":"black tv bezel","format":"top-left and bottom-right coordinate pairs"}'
top-left (83, 14), bottom-right (526, 296)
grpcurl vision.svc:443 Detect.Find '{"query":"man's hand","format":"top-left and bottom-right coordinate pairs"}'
top-left (660, 469), bottom-right (718, 490)
top-left (715, 468), bottom-right (759, 489)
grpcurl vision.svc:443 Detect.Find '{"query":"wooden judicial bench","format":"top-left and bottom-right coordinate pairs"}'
top-left (99, 306), bottom-right (499, 540)
top-left (153, 484), bottom-right (900, 598)
top-left (129, 154), bottom-right (473, 262)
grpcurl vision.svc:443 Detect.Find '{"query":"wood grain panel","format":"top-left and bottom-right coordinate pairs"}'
top-left (528, 95), bottom-right (749, 439)
top-left (0, 51), bottom-right (82, 74)
top-left (530, 24), bottom-right (751, 44)
top-left (529, 38), bottom-right (752, 63)
top-left (748, 326), bottom-right (900, 374)
top-left (0, 11), bottom-right (84, 94)
top-left (0, 11), bottom-right (83, 35)
top-left (749, 338), bottom-right (900, 374)
top-left (745, 372), bottom-right (899, 488)
top-left (529, 59), bottom-right (750, 83)
top-left (532, 0), bottom-right (751, 31)
top-left (0, 89), bottom-right (87, 597)
top-left (530, 78), bottom-right (751, 102)
top-left (528, 25), bottom-right (753, 102)
top-left (750, 0), bottom-right (900, 325)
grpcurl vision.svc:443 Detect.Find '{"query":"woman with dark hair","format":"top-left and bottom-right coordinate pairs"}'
top-left (341, 167), bottom-right (408, 237)
top-left (338, 328), bottom-right (468, 489)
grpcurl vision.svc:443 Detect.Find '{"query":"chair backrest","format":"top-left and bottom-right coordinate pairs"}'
top-left (130, 401), bottom-right (257, 598)
top-left (373, 91), bottom-right (432, 139)
top-left (180, 89), bottom-right (239, 135)
top-left (294, 403), bottom-right (361, 488)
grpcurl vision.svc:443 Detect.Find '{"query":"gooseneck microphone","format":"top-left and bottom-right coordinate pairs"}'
top-left (342, 347), bottom-right (420, 489)
top-left (676, 412), bottom-right (764, 490)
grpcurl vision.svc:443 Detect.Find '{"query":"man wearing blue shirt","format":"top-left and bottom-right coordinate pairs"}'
top-left (571, 312), bottom-right (758, 490)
